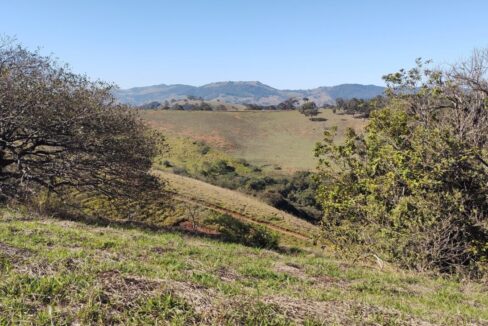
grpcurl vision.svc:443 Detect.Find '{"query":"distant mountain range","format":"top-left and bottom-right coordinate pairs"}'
top-left (115, 81), bottom-right (385, 106)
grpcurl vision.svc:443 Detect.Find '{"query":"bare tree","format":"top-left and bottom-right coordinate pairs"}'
top-left (383, 54), bottom-right (488, 169)
top-left (186, 204), bottom-right (199, 230)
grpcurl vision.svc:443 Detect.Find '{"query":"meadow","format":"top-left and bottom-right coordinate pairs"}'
top-left (1, 207), bottom-right (487, 325)
top-left (142, 110), bottom-right (366, 172)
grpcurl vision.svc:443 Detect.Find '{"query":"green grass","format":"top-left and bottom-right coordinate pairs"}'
top-left (1, 207), bottom-right (487, 325)
top-left (155, 170), bottom-right (320, 247)
top-left (156, 134), bottom-right (264, 178)
top-left (142, 110), bottom-right (366, 172)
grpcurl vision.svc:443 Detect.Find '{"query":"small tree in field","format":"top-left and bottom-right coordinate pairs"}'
top-left (0, 39), bottom-right (168, 217)
top-left (299, 101), bottom-right (319, 119)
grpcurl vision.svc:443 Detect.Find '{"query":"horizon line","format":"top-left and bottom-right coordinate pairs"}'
top-left (120, 81), bottom-right (386, 91)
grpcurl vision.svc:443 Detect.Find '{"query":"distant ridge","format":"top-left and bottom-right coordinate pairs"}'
top-left (115, 81), bottom-right (385, 106)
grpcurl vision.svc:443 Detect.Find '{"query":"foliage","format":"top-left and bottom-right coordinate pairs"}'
top-left (138, 99), bottom-right (213, 111)
top-left (298, 101), bottom-right (319, 118)
top-left (276, 171), bottom-right (322, 222)
top-left (0, 39), bottom-right (167, 217)
top-left (207, 214), bottom-right (279, 249)
top-left (316, 55), bottom-right (488, 276)
top-left (245, 97), bottom-right (299, 111)
top-left (335, 95), bottom-right (387, 117)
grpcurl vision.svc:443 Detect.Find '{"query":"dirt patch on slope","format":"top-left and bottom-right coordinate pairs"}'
top-left (0, 242), bottom-right (31, 260)
top-left (261, 295), bottom-right (436, 325)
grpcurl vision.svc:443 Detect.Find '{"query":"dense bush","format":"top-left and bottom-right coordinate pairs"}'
top-left (274, 172), bottom-right (322, 223)
top-left (0, 39), bottom-right (167, 218)
top-left (199, 160), bottom-right (249, 189)
top-left (298, 101), bottom-right (319, 119)
top-left (138, 100), bottom-right (213, 111)
top-left (244, 97), bottom-right (299, 111)
top-left (316, 56), bottom-right (488, 276)
top-left (194, 141), bottom-right (211, 155)
top-left (207, 214), bottom-right (279, 249)
top-left (335, 96), bottom-right (387, 118)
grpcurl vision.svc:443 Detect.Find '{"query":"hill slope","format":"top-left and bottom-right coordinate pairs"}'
top-left (142, 109), bottom-right (367, 172)
top-left (1, 208), bottom-right (486, 325)
top-left (157, 170), bottom-right (320, 246)
top-left (116, 81), bottom-right (385, 106)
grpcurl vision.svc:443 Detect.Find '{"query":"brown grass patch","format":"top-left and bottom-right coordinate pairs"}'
top-left (0, 242), bottom-right (31, 260)
top-left (261, 295), bottom-right (435, 325)
top-left (141, 110), bottom-right (367, 171)
top-left (96, 270), bottom-right (161, 311)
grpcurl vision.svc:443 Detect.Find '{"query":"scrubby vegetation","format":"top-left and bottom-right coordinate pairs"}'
top-left (156, 136), bottom-right (323, 223)
top-left (316, 56), bottom-right (488, 277)
top-left (138, 97), bottom-right (246, 111)
top-left (0, 39), bottom-right (168, 223)
top-left (206, 214), bottom-right (279, 249)
top-left (298, 100), bottom-right (320, 119)
top-left (244, 97), bottom-right (300, 111)
top-left (334, 96), bottom-right (388, 117)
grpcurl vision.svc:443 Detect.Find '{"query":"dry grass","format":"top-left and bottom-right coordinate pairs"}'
top-left (155, 170), bottom-right (320, 246)
top-left (142, 109), bottom-right (366, 172)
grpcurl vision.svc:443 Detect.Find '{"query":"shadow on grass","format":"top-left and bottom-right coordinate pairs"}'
top-left (204, 214), bottom-right (279, 250)
top-left (41, 205), bottom-right (302, 253)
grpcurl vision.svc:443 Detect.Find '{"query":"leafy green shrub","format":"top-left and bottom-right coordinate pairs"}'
top-left (247, 176), bottom-right (277, 192)
top-left (193, 141), bottom-right (211, 155)
top-left (316, 57), bottom-right (488, 276)
top-left (172, 167), bottom-right (189, 176)
top-left (207, 214), bottom-right (279, 249)
top-left (200, 160), bottom-right (236, 176)
top-left (236, 158), bottom-right (251, 167)
top-left (247, 178), bottom-right (267, 191)
top-left (161, 160), bottom-right (173, 168)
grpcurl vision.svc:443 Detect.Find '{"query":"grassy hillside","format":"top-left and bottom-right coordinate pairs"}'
top-left (58, 164), bottom-right (320, 247)
top-left (142, 110), bottom-right (366, 172)
top-left (155, 135), bottom-right (264, 177)
top-left (1, 208), bottom-right (487, 325)
top-left (153, 135), bottom-right (324, 223)
top-left (156, 170), bottom-right (320, 247)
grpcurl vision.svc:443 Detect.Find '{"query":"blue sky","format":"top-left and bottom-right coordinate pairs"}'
top-left (2, 0), bottom-right (488, 89)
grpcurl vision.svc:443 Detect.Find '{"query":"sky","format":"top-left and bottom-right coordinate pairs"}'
top-left (2, 0), bottom-right (488, 89)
